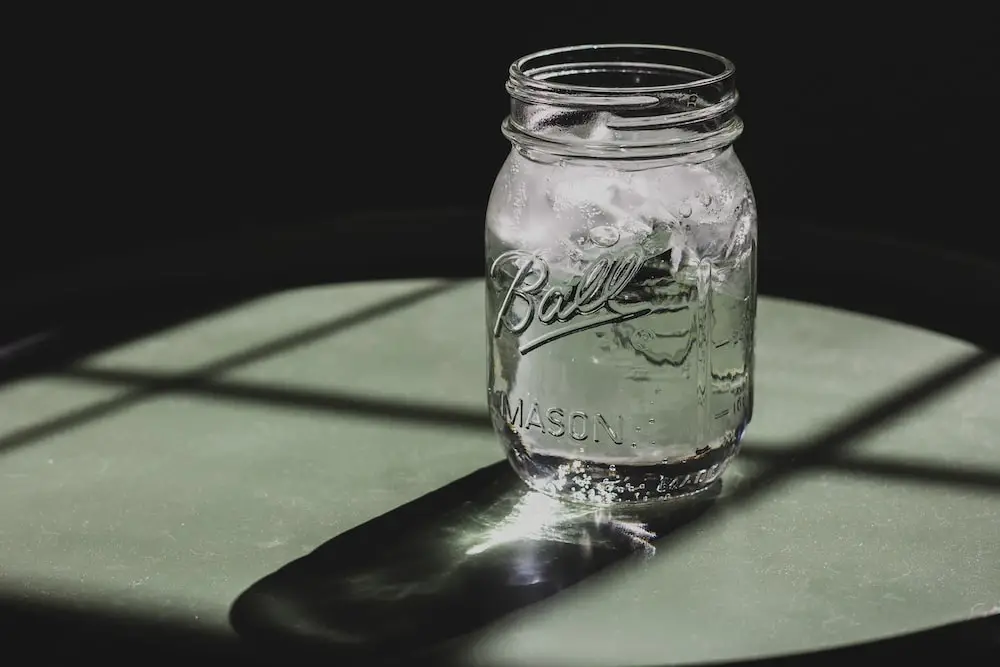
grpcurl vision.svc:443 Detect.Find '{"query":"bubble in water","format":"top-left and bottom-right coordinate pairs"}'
top-left (679, 203), bottom-right (692, 218)
top-left (627, 367), bottom-right (650, 382)
top-left (589, 225), bottom-right (621, 247)
top-left (631, 329), bottom-right (653, 350)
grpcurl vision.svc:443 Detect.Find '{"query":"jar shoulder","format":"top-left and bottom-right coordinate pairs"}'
top-left (486, 148), bottom-right (756, 233)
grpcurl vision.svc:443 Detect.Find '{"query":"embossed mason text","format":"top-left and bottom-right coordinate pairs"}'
top-left (496, 391), bottom-right (624, 445)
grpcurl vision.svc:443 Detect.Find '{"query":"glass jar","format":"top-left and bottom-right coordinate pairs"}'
top-left (485, 44), bottom-right (757, 505)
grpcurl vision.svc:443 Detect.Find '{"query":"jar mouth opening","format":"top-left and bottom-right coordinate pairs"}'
top-left (509, 44), bottom-right (735, 104)
top-left (505, 44), bottom-right (742, 161)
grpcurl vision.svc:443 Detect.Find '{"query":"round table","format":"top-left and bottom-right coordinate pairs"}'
top-left (0, 218), bottom-right (997, 664)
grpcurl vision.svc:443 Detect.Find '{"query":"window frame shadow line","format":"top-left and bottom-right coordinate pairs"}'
top-left (0, 281), bottom-right (468, 457)
top-left (51, 357), bottom-right (1000, 495)
top-left (728, 349), bottom-right (997, 503)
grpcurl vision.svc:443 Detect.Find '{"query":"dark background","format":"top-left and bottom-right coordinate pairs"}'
top-left (3, 8), bottom-right (999, 663)
top-left (12, 9), bottom-right (997, 285)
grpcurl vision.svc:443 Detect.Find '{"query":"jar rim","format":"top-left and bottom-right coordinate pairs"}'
top-left (508, 44), bottom-right (736, 101)
top-left (504, 44), bottom-right (742, 161)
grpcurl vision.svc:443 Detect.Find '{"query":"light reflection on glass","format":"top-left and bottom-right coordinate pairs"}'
top-left (462, 490), bottom-right (660, 558)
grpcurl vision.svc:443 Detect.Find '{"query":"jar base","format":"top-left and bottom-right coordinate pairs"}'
top-left (503, 437), bottom-right (741, 506)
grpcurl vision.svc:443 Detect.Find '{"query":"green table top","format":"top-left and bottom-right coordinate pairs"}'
top-left (0, 278), bottom-right (997, 665)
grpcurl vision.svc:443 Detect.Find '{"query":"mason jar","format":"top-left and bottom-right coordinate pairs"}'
top-left (485, 44), bottom-right (757, 505)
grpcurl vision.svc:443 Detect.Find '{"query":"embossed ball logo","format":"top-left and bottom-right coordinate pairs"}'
top-left (489, 248), bottom-right (652, 354)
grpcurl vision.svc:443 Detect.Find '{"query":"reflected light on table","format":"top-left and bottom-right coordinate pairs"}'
top-left (463, 490), bottom-right (659, 558)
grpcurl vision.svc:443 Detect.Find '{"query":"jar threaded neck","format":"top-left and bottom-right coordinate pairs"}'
top-left (504, 44), bottom-right (743, 161)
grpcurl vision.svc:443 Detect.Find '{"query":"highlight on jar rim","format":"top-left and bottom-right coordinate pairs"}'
top-left (501, 44), bottom-right (744, 160)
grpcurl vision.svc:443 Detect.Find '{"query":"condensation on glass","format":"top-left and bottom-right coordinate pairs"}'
top-left (486, 44), bottom-right (757, 505)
